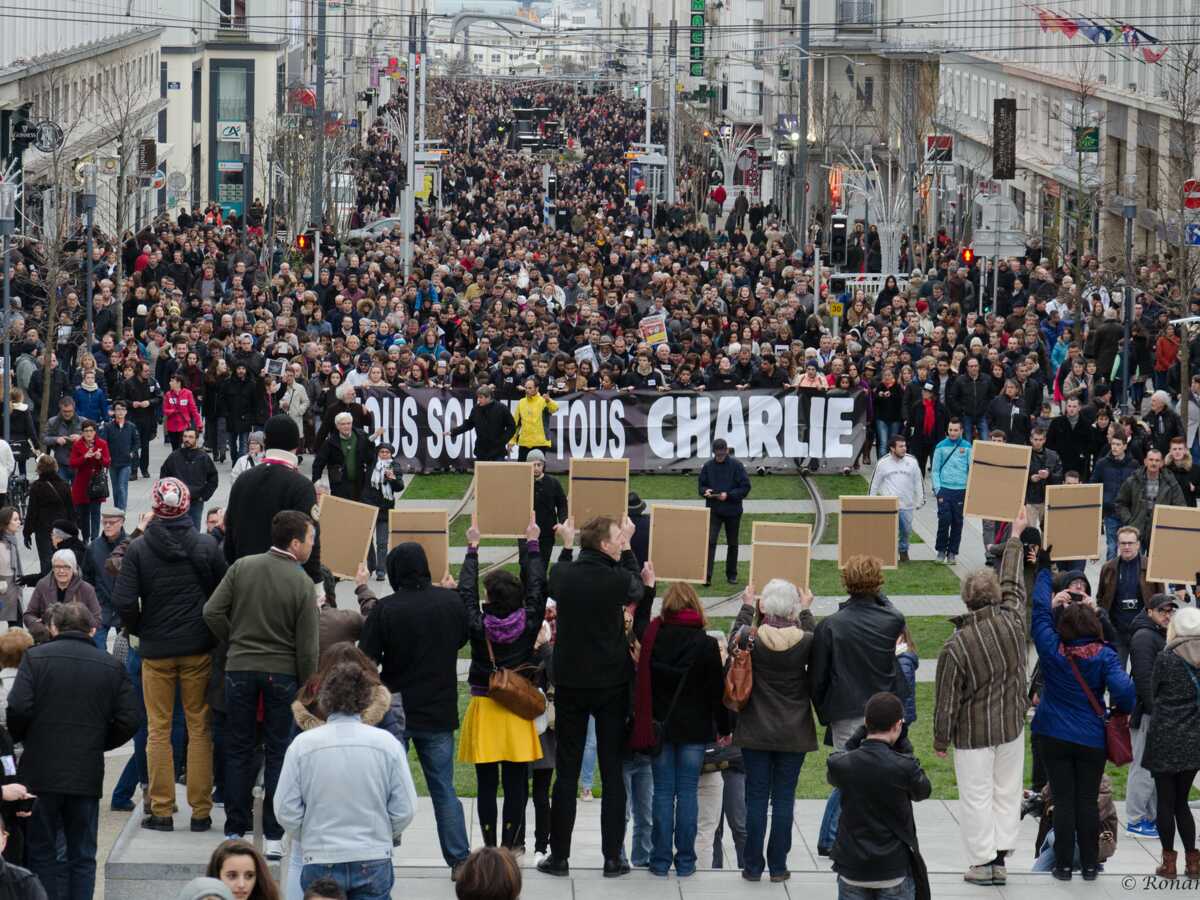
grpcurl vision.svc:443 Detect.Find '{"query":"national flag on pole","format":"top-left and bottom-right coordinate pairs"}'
top-left (1057, 16), bottom-right (1079, 39)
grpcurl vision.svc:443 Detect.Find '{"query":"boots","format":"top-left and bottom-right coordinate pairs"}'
top-left (1156, 849), bottom-right (1177, 879)
top-left (1185, 849), bottom-right (1200, 878)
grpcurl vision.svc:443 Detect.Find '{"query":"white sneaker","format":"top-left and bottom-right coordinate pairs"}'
top-left (264, 839), bottom-right (284, 860)
top-left (534, 851), bottom-right (549, 867)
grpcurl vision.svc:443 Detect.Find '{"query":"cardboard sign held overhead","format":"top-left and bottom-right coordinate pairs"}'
top-left (1147, 505), bottom-right (1200, 585)
top-left (1042, 483), bottom-right (1103, 560)
top-left (750, 521), bottom-right (812, 592)
top-left (389, 508), bottom-right (450, 582)
top-left (475, 461), bottom-right (534, 537)
top-left (569, 458), bottom-right (630, 527)
top-left (964, 440), bottom-right (1032, 522)
top-left (649, 504), bottom-right (710, 584)
top-left (317, 493), bottom-right (378, 580)
top-left (838, 495), bottom-right (900, 570)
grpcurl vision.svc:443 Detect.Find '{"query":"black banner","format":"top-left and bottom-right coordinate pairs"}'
top-left (361, 388), bottom-right (869, 474)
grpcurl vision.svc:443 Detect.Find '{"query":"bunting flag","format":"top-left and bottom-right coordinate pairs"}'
top-left (1037, 7), bottom-right (1060, 32)
top-left (1138, 31), bottom-right (1168, 63)
top-left (1079, 19), bottom-right (1112, 44)
top-left (1058, 16), bottom-right (1079, 39)
top-left (1027, 5), bottom-right (1168, 64)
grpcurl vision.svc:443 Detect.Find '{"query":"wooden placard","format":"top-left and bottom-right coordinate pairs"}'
top-left (388, 509), bottom-right (450, 581)
top-left (750, 521), bottom-right (812, 592)
top-left (649, 505), bottom-right (710, 584)
top-left (317, 494), bottom-right (378, 580)
top-left (475, 461), bottom-right (534, 537)
top-left (1147, 505), bottom-right (1200, 585)
top-left (838, 495), bottom-right (900, 570)
top-left (569, 458), bottom-right (630, 527)
top-left (1042, 484), bottom-right (1103, 561)
top-left (964, 440), bottom-right (1032, 522)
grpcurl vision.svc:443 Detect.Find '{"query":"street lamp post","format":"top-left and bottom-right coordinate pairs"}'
top-left (80, 165), bottom-right (97, 346)
top-left (1122, 173), bottom-right (1137, 413)
top-left (240, 131), bottom-right (251, 245)
top-left (0, 182), bottom-right (15, 444)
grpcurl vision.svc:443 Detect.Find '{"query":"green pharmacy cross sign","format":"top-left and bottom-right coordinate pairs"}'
top-left (1074, 126), bottom-right (1100, 153)
top-left (689, 0), bottom-right (706, 69)
top-left (689, 62), bottom-right (704, 77)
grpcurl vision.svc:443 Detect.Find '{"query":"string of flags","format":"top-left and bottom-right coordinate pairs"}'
top-left (1030, 6), bottom-right (1169, 64)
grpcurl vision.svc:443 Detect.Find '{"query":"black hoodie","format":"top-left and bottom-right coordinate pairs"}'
top-left (1128, 608), bottom-right (1167, 728)
top-left (111, 516), bottom-right (227, 659)
top-left (359, 542), bottom-right (469, 732)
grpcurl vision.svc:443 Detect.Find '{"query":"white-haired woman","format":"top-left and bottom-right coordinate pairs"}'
top-left (731, 578), bottom-right (816, 883)
top-left (1144, 390), bottom-right (1184, 456)
top-left (23, 549), bottom-right (101, 643)
top-left (231, 431), bottom-right (266, 481)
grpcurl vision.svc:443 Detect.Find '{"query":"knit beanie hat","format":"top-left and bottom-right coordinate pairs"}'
top-left (1174, 606), bottom-right (1200, 638)
top-left (526, 448), bottom-right (545, 464)
top-left (175, 877), bottom-right (235, 900)
top-left (263, 414), bottom-right (301, 451)
top-left (152, 477), bottom-right (191, 519)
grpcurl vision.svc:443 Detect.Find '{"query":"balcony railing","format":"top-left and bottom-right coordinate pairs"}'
top-left (836, 0), bottom-right (876, 30)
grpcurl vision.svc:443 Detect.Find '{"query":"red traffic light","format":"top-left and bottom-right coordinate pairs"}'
top-left (960, 248), bottom-right (975, 265)
top-left (296, 232), bottom-right (311, 251)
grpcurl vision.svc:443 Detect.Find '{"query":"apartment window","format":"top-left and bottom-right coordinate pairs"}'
top-left (752, 19), bottom-right (764, 69)
top-left (220, 0), bottom-right (247, 29)
top-left (193, 67), bottom-right (202, 122)
top-left (491, 53), bottom-right (501, 63)
top-left (859, 75), bottom-right (874, 109)
top-left (752, 80), bottom-right (764, 115)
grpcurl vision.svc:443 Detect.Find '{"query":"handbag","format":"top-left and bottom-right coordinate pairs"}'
top-left (1066, 656), bottom-right (1132, 766)
top-left (723, 624), bottom-right (757, 711)
top-left (485, 638), bottom-right (546, 721)
top-left (88, 467), bottom-right (110, 501)
top-left (643, 659), bottom-right (693, 757)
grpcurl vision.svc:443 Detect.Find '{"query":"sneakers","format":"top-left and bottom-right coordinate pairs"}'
top-left (963, 864), bottom-right (993, 885)
top-left (264, 839), bottom-right (284, 860)
top-left (1127, 818), bottom-right (1160, 839)
top-left (946, 553), bottom-right (957, 565)
top-left (991, 864), bottom-right (1007, 885)
top-left (936, 552), bottom-right (946, 563)
top-left (224, 832), bottom-right (244, 842)
top-left (899, 550), bottom-right (910, 563)
top-left (580, 788), bottom-right (593, 802)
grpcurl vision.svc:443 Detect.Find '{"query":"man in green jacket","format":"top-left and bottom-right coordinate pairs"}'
top-left (1115, 448), bottom-right (1186, 549)
top-left (203, 509), bottom-right (319, 859)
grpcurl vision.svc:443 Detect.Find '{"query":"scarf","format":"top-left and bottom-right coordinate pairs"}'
top-left (630, 609), bottom-right (704, 752)
top-left (921, 398), bottom-right (935, 438)
top-left (483, 606), bottom-right (527, 644)
top-left (0, 533), bottom-right (22, 580)
top-left (370, 458), bottom-right (396, 502)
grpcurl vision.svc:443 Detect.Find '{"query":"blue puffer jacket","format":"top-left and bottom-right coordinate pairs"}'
top-left (1030, 569), bottom-right (1135, 750)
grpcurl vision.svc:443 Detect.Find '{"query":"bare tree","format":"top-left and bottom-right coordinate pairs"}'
top-left (1050, 55), bottom-right (1106, 281)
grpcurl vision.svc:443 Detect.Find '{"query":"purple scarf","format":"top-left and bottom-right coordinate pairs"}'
top-left (484, 607), bottom-right (527, 643)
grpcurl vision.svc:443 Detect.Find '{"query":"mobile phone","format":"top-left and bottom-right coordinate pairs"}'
top-left (1068, 591), bottom-right (1084, 604)
top-left (13, 797), bottom-right (35, 814)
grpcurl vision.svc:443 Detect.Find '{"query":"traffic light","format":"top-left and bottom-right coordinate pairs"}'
top-left (296, 229), bottom-right (316, 260)
top-left (960, 247), bottom-right (975, 266)
top-left (830, 215), bottom-right (848, 267)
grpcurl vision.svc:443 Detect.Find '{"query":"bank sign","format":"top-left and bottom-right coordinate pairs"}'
top-left (217, 121), bottom-right (246, 142)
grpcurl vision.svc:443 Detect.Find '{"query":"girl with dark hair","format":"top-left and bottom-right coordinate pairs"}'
top-left (207, 839), bottom-right (281, 900)
top-left (458, 516), bottom-right (547, 851)
top-left (454, 847), bottom-right (522, 900)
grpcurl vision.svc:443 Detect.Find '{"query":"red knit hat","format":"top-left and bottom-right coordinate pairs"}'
top-left (151, 477), bottom-right (191, 519)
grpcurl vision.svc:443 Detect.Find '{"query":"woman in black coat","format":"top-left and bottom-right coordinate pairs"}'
top-left (218, 363), bottom-right (264, 462)
top-left (22, 455), bottom-right (75, 577)
top-left (1142, 610), bottom-right (1200, 879)
top-left (457, 519), bottom-right (547, 851)
top-left (904, 384), bottom-right (948, 476)
top-left (630, 582), bottom-right (730, 877)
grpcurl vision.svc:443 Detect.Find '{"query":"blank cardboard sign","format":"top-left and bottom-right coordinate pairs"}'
top-left (317, 494), bottom-right (378, 580)
top-left (750, 521), bottom-right (812, 592)
top-left (569, 458), bottom-right (630, 526)
top-left (964, 440), bottom-right (1032, 522)
top-left (389, 509), bottom-right (450, 581)
top-left (649, 505), bottom-right (710, 584)
top-left (838, 495), bottom-right (900, 570)
top-left (1147, 505), bottom-right (1200, 585)
top-left (1043, 483), bottom-right (1103, 560)
top-left (475, 462), bottom-right (534, 537)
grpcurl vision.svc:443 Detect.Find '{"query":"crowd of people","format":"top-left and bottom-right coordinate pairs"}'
top-left (0, 74), bottom-right (1195, 900)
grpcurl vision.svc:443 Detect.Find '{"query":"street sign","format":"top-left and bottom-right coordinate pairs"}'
top-left (33, 120), bottom-right (64, 153)
top-left (1184, 179), bottom-right (1200, 210)
top-left (992, 99), bottom-right (1016, 180)
top-left (167, 81), bottom-right (181, 90)
top-left (11, 121), bottom-right (38, 144)
top-left (167, 171), bottom-right (187, 190)
top-left (1074, 126), bottom-right (1100, 153)
top-left (138, 138), bottom-right (157, 175)
top-left (828, 301), bottom-right (844, 317)
top-left (1186, 223), bottom-right (1200, 246)
top-left (926, 134), bottom-right (953, 163)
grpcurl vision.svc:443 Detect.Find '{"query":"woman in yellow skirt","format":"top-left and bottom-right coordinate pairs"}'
top-left (458, 515), bottom-right (547, 851)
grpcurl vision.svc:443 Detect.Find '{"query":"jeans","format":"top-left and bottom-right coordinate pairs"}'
top-left (403, 729), bottom-right (470, 866)
top-left (875, 420), bottom-right (902, 458)
top-left (579, 716), bottom-right (597, 791)
top-left (26, 792), bottom-right (99, 900)
top-left (706, 513), bottom-right (741, 583)
top-left (369, 517), bottom-right (389, 575)
top-left (75, 501), bottom-right (101, 543)
top-left (188, 504), bottom-right (204, 531)
top-left (1103, 515), bottom-right (1121, 561)
top-left (551, 684), bottom-right (629, 861)
top-left (742, 749), bottom-right (804, 877)
top-left (224, 670), bottom-right (298, 840)
top-left (837, 875), bottom-right (916, 900)
top-left (143, 654), bottom-right (213, 819)
top-left (818, 718), bottom-right (862, 853)
top-left (960, 415), bottom-right (990, 442)
top-left (622, 754), bottom-right (653, 867)
top-left (228, 430), bottom-right (249, 463)
top-left (649, 742), bottom-right (706, 876)
top-left (113, 645), bottom-right (187, 808)
top-left (300, 859), bottom-right (394, 900)
top-left (935, 488), bottom-right (966, 555)
top-left (110, 465), bottom-right (131, 512)
top-left (897, 508), bottom-right (913, 555)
